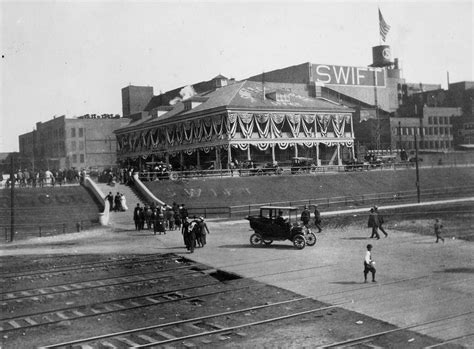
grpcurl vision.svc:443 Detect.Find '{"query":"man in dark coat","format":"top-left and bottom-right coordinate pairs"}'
top-left (368, 208), bottom-right (380, 240)
top-left (133, 204), bottom-right (141, 231)
top-left (374, 206), bottom-right (388, 237)
top-left (114, 192), bottom-right (121, 212)
top-left (313, 205), bottom-right (322, 233)
top-left (106, 192), bottom-right (114, 211)
top-left (300, 206), bottom-right (311, 227)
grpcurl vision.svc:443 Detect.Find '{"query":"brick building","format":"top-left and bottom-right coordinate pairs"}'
top-left (19, 115), bottom-right (129, 171)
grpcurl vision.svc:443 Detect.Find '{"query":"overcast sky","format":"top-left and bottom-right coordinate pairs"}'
top-left (1, 0), bottom-right (473, 152)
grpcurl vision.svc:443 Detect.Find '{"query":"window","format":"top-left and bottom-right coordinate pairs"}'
top-left (428, 117), bottom-right (433, 124)
top-left (440, 127), bottom-right (444, 135)
top-left (445, 117), bottom-right (449, 124)
top-left (80, 154), bottom-right (85, 163)
top-left (79, 141), bottom-right (84, 150)
top-left (434, 128), bottom-right (438, 135)
top-left (71, 128), bottom-right (76, 137)
top-left (434, 117), bottom-right (438, 125)
top-left (79, 128), bottom-right (84, 137)
top-left (72, 154), bottom-right (77, 163)
top-left (71, 141), bottom-right (76, 151)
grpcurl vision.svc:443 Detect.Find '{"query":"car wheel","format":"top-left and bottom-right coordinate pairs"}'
top-left (306, 232), bottom-right (317, 246)
top-left (293, 234), bottom-right (306, 249)
top-left (263, 240), bottom-right (273, 245)
top-left (250, 233), bottom-right (263, 246)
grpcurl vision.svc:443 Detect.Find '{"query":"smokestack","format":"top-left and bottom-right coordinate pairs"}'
top-left (447, 71), bottom-right (450, 89)
top-left (262, 71), bottom-right (266, 101)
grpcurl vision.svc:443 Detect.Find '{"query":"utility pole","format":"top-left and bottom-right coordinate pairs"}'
top-left (398, 121), bottom-right (402, 154)
top-left (414, 129), bottom-right (421, 203)
top-left (9, 156), bottom-right (15, 242)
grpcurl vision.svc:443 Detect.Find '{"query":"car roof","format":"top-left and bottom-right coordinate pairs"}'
top-left (260, 206), bottom-right (298, 210)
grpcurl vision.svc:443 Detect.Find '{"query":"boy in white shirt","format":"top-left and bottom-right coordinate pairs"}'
top-left (364, 244), bottom-right (376, 283)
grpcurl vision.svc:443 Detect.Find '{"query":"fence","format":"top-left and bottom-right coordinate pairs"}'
top-left (2, 219), bottom-right (100, 243)
top-left (136, 161), bottom-right (474, 182)
top-left (185, 185), bottom-right (474, 219)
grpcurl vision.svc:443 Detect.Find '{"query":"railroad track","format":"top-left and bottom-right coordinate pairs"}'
top-left (0, 254), bottom-right (183, 280)
top-left (40, 297), bottom-right (335, 348)
top-left (0, 263), bottom-right (207, 304)
top-left (0, 279), bottom-right (257, 332)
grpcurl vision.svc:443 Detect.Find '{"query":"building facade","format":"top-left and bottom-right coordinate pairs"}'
top-left (391, 106), bottom-right (462, 152)
top-left (115, 78), bottom-right (355, 170)
top-left (19, 115), bottom-right (129, 171)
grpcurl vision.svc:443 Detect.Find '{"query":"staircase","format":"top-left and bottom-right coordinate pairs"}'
top-left (95, 182), bottom-right (143, 228)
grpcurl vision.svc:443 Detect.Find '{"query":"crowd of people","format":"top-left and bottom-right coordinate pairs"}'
top-left (1, 168), bottom-right (87, 188)
top-left (131, 202), bottom-right (210, 254)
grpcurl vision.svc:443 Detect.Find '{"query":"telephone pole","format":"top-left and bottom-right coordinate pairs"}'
top-left (10, 156), bottom-right (15, 242)
top-left (414, 129), bottom-right (421, 203)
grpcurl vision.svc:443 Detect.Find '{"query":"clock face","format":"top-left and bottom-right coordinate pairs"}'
top-left (382, 48), bottom-right (391, 59)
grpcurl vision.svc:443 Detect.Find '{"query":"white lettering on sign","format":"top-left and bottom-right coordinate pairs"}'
top-left (313, 64), bottom-right (385, 87)
top-left (356, 67), bottom-right (365, 85)
top-left (332, 66), bottom-right (352, 85)
top-left (315, 65), bottom-right (331, 83)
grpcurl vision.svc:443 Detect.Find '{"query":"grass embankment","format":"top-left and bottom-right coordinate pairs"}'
top-left (145, 167), bottom-right (474, 208)
top-left (0, 186), bottom-right (103, 239)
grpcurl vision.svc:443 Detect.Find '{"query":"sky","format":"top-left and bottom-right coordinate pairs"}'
top-left (1, 0), bottom-right (473, 152)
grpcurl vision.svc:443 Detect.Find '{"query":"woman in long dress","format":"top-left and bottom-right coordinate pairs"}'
top-left (120, 194), bottom-right (128, 211)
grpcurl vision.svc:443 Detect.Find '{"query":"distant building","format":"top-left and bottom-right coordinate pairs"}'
top-left (19, 115), bottom-right (129, 171)
top-left (392, 106), bottom-right (462, 152)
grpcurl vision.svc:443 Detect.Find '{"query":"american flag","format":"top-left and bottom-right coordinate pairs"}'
top-left (379, 8), bottom-right (391, 42)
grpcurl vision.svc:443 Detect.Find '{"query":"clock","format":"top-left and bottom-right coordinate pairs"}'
top-left (382, 47), bottom-right (391, 60)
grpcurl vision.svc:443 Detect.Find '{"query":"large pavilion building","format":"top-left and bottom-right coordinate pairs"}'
top-left (115, 77), bottom-right (355, 170)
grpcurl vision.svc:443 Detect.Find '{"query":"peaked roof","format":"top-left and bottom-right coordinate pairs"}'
top-left (116, 80), bottom-right (353, 132)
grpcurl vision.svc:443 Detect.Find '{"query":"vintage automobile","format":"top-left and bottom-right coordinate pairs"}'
top-left (246, 206), bottom-right (317, 249)
top-left (290, 157), bottom-right (316, 174)
top-left (239, 160), bottom-right (282, 176)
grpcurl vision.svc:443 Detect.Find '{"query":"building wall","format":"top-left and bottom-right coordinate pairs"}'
top-left (19, 116), bottom-right (129, 171)
top-left (247, 63), bottom-right (404, 112)
top-left (390, 106), bottom-right (462, 152)
top-left (122, 86), bottom-right (154, 117)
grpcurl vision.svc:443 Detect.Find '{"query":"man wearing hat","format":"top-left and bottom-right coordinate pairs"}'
top-left (363, 244), bottom-right (376, 283)
top-left (374, 206), bottom-right (388, 237)
top-left (300, 206), bottom-right (311, 227)
top-left (313, 205), bottom-right (322, 233)
top-left (368, 208), bottom-right (380, 239)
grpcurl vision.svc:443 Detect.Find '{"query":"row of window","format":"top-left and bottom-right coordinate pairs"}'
top-left (70, 141), bottom-right (84, 151)
top-left (397, 140), bottom-right (452, 149)
top-left (395, 126), bottom-right (451, 136)
top-left (428, 116), bottom-right (450, 125)
top-left (71, 128), bottom-right (84, 137)
top-left (70, 154), bottom-right (85, 164)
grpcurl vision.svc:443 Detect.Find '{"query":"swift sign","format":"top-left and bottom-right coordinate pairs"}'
top-left (312, 64), bottom-right (385, 87)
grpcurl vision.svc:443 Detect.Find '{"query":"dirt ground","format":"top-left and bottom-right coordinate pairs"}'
top-left (1, 205), bottom-right (471, 348)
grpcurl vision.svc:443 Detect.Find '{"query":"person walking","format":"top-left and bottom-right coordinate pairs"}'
top-left (106, 192), bottom-right (114, 211)
top-left (133, 204), bottom-right (141, 231)
top-left (374, 206), bottom-right (388, 237)
top-left (434, 218), bottom-right (445, 243)
top-left (368, 208), bottom-right (380, 240)
top-left (120, 193), bottom-right (128, 211)
top-left (114, 192), bottom-right (122, 212)
top-left (313, 205), bottom-right (322, 233)
top-left (363, 244), bottom-right (376, 283)
top-left (182, 217), bottom-right (195, 253)
top-left (300, 206), bottom-right (311, 227)
top-left (197, 217), bottom-right (210, 247)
